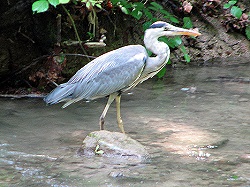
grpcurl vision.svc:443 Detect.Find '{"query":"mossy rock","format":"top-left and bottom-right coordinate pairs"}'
top-left (77, 130), bottom-right (149, 162)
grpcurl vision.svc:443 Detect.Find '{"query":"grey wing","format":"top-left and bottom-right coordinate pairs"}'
top-left (72, 45), bottom-right (148, 99)
top-left (44, 45), bottom-right (148, 106)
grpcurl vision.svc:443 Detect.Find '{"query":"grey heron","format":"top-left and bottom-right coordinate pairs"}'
top-left (44, 21), bottom-right (201, 133)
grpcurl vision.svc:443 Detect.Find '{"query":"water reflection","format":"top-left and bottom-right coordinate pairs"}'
top-left (0, 64), bottom-right (250, 186)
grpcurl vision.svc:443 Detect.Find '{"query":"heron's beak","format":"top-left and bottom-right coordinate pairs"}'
top-left (170, 26), bottom-right (201, 37)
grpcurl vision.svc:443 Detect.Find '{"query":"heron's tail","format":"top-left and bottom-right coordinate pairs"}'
top-left (44, 83), bottom-right (75, 107)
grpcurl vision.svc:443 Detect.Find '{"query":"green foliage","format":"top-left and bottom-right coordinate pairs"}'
top-left (81, 0), bottom-right (103, 9)
top-left (49, 0), bottom-right (59, 7)
top-left (87, 32), bottom-right (95, 40)
top-left (111, 1), bottom-right (179, 25)
top-left (157, 67), bottom-right (167, 78)
top-left (223, 0), bottom-right (242, 19)
top-left (32, 0), bottom-right (103, 13)
top-left (32, 0), bottom-right (49, 13)
top-left (223, 0), bottom-right (237, 9)
top-left (230, 6), bottom-right (242, 19)
top-left (32, 0), bottom-right (197, 79)
top-left (159, 36), bottom-right (182, 48)
top-left (59, 0), bottom-right (70, 4)
top-left (183, 17), bottom-right (193, 29)
top-left (111, 0), bottom-right (193, 67)
top-left (223, 0), bottom-right (250, 40)
top-left (180, 45), bottom-right (191, 63)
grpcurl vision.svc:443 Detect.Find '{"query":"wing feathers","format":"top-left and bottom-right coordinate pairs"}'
top-left (44, 45), bottom-right (148, 106)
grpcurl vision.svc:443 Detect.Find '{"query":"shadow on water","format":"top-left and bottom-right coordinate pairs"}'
top-left (0, 63), bottom-right (250, 186)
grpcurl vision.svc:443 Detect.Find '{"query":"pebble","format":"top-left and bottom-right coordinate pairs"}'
top-left (238, 98), bottom-right (249, 102)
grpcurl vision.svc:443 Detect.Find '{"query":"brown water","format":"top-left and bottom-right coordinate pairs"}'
top-left (0, 64), bottom-right (250, 186)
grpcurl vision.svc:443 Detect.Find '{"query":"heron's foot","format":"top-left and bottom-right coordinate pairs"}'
top-left (117, 118), bottom-right (125, 134)
top-left (100, 117), bottom-right (105, 130)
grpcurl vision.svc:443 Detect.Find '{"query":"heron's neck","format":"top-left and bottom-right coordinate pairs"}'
top-left (142, 31), bottom-right (170, 77)
top-left (144, 32), bottom-right (169, 57)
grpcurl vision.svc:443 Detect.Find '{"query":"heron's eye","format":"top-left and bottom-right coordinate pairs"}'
top-left (164, 27), bottom-right (169, 31)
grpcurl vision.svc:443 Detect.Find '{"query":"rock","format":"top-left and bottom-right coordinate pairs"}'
top-left (77, 130), bottom-right (149, 162)
top-left (238, 98), bottom-right (249, 102)
top-left (239, 154), bottom-right (250, 163)
top-left (109, 171), bottom-right (124, 178)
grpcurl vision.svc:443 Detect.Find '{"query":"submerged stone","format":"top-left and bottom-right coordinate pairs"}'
top-left (77, 130), bottom-right (149, 162)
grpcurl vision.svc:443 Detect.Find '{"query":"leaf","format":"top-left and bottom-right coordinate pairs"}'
top-left (59, 0), bottom-right (70, 4)
top-left (160, 9), bottom-right (170, 17)
top-left (180, 45), bottom-right (190, 63)
top-left (223, 3), bottom-right (231, 9)
top-left (150, 2), bottom-right (163, 10)
top-left (184, 53), bottom-right (191, 63)
top-left (110, 0), bottom-right (119, 5)
top-left (180, 45), bottom-right (187, 53)
top-left (87, 32), bottom-right (94, 39)
top-left (245, 25), bottom-right (250, 40)
top-left (143, 21), bottom-right (152, 31)
top-left (121, 7), bottom-right (129, 14)
top-left (228, 0), bottom-right (237, 5)
top-left (169, 16), bottom-right (179, 23)
top-left (85, 1), bottom-right (91, 9)
top-left (231, 175), bottom-right (239, 179)
top-left (95, 4), bottom-right (102, 9)
top-left (157, 67), bottom-right (166, 78)
top-left (148, 6), bottom-right (158, 12)
top-left (32, 0), bottom-right (49, 13)
top-left (48, 0), bottom-right (59, 7)
top-left (131, 9), bottom-right (143, 20)
top-left (133, 2), bottom-right (144, 10)
top-left (183, 17), bottom-right (193, 29)
top-left (159, 36), bottom-right (182, 48)
top-left (119, 0), bottom-right (131, 8)
top-left (170, 36), bottom-right (182, 47)
top-left (159, 37), bottom-right (172, 47)
top-left (151, 17), bottom-right (158, 22)
top-left (146, 49), bottom-right (153, 56)
top-left (223, 0), bottom-right (237, 9)
top-left (231, 6), bottom-right (242, 19)
top-left (143, 8), bottom-right (153, 19)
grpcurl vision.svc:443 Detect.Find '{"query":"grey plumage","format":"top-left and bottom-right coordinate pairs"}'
top-left (44, 21), bottom-right (201, 133)
top-left (44, 45), bottom-right (147, 107)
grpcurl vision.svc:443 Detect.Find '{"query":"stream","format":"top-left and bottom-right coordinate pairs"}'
top-left (0, 64), bottom-right (250, 186)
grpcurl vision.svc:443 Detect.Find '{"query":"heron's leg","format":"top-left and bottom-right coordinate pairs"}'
top-left (99, 94), bottom-right (116, 130)
top-left (115, 95), bottom-right (125, 134)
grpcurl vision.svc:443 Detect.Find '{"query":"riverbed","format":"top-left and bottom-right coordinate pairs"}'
top-left (0, 64), bottom-right (249, 186)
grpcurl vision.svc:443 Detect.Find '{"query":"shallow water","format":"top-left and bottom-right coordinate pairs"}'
top-left (0, 64), bottom-right (250, 186)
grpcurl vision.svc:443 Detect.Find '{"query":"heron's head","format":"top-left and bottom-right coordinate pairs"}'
top-left (146, 21), bottom-right (201, 37)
